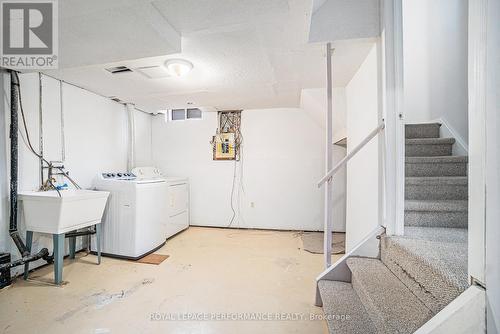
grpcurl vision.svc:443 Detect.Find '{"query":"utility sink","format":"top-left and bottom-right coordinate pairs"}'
top-left (18, 190), bottom-right (109, 234)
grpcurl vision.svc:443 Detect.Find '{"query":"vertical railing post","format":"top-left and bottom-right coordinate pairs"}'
top-left (383, 0), bottom-right (405, 236)
top-left (324, 44), bottom-right (334, 268)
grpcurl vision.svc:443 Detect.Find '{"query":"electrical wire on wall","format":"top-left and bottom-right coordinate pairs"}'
top-left (13, 72), bottom-right (81, 195)
top-left (209, 110), bottom-right (246, 228)
top-left (225, 111), bottom-right (242, 227)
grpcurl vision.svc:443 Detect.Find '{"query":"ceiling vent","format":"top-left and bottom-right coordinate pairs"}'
top-left (134, 66), bottom-right (170, 79)
top-left (109, 96), bottom-right (123, 103)
top-left (105, 66), bottom-right (133, 74)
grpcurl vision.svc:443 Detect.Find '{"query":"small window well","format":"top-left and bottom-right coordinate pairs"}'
top-left (187, 108), bottom-right (202, 119)
top-left (167, 108), bottom-right (203, 122)
top-left (171, 109), bottom-right (186, 121)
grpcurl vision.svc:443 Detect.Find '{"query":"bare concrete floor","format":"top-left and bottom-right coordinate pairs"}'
top-left (0, 227), bottom-right (343, 334)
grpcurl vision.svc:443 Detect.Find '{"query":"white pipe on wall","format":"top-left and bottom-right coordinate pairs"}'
top-left (126, 103), bottom-right (136, 171)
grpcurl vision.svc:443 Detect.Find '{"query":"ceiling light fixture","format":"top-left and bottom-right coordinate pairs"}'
top-left (164, 59), bottom-right (193, 77)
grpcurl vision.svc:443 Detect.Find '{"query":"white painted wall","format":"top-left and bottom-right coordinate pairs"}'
top-left (345, 44), bottom-right (382, 251)
top-left (0, 72), bottom-right (147, 276)
top-left (403, 0), bottom-right (468, 143)
top-left (301, 87), bottom-right (347, 232)
top-left (151, 108), bottom-right (325, 231)
top-left (133, 111), bottom-right (153, 168)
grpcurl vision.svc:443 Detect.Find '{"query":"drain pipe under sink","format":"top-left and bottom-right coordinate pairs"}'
top-left (0, 71), bottom-right (51, 287)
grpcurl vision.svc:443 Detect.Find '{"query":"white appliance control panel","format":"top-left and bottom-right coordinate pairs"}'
top-left (132, 167), bottom-right (163, 178)
top-left (101, 172), bottom-right (136, 180)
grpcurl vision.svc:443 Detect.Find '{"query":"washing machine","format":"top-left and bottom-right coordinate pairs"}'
top-left (132, 167), bottom-right (190, 238)
top-left (92, 171), bottom-right (168, 259)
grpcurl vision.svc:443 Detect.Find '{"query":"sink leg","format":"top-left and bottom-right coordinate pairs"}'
top-left (23, 231), bottom-right (33, 280)
top-left (53, 233), bottom-right (65, 285)
top-left (96, 223), bottom-right (102, 265)
top-left (69, 234), bottom-right (76, 259)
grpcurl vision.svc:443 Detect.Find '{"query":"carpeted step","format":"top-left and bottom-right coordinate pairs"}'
top-left (405, 123), bottom-right (441, 139)
top-left (406, 138), bottom-right (455, 157)
top-left (381, 232), bottom-right (468, 314)
top-left (318, 280), bottom-right (376, 334)
top-left (405, 176), bottom-right (468, 200)
top-left (346, 257), bottom-right (433, 334)
top-left (406, 156), bottom-right (468, 177)
top-left (403, 226), bottom-right (468, 243)
top-left (405, 200), bottom-right (468, 228)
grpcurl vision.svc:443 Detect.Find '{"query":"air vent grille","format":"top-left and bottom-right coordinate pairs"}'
top-left (109, 96), bottom-right (123, 103)
top-left (105, 66), bottom-right (133, 74)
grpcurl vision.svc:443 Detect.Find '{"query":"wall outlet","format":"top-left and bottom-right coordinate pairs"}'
top-left (250, 202), bottom-right (255, 208)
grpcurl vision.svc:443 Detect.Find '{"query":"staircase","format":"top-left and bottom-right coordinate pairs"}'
top-left (317, 123), bottom-right (469, 334)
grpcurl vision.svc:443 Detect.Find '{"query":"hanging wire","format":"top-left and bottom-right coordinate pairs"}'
top-left (13, 72), bottom-right (81, 195)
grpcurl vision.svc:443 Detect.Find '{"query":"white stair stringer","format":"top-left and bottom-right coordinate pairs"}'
top-left (414, 285), bottom-right (485, 334)
top-left (315, 225), bottom-right (385, 307)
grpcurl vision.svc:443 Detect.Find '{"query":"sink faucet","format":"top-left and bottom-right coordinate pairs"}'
top-left (40, 161), bottom-right (64, 193)
top-left (40, 161), bottom-right (81, 193)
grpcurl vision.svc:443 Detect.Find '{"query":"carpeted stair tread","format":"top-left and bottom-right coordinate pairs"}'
top-left (406, 138), bottom-right (455, 157)
top-left (405, 199), bottom-right (468, 212)
top-left (406, 156), bottom-right (468, 177)
top-left (406, 176), bottom-right (468, 200)
top-left (406, 156), bottom-right (468, 163)
top-left (405, 200), bottom-right (468, 228)
top-left (405, 123), bottom-right (441, 139)
top-left (381, 234), bottom-right (468, 314)
top-left (346, 257), bottom-right (433, 333)
top-left (406, 176), bottom-right (468, 185)
top-left (406, 138), bottom-right (455, 145)
top-left (403, 226), bottom-right (468, 243)
top-left (318, 280), bottom-right (376, 334)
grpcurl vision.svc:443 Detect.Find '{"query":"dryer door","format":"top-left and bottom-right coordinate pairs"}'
top-left (168, 182), bottom-right (189, 217)
top-left (167, 182), bottom-right (189, 238)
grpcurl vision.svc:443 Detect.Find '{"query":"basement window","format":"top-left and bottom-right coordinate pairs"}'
top-left (187, 108), bottom-right (202, 119)
top-left (171, 109), bottom-right (186, 121)
top-left (168, 108), bottom-right (203, 122)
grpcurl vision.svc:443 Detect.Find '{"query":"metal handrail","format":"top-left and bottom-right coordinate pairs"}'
top-left (318, 121), bottom-right (385, 187)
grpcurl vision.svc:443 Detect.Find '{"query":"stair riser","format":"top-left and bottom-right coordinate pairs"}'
top-left (347, 258), bottom-right (433, 333)
top-left (405, 124), bottom-right (440, 139)
top-left (406, 162), bottom-right (467, 177)
top-left (405, 211), bottom-right (468, 228)
top-left (405, 184), bottom-right (468, 200)
top-left (318, 281), bottom-right (377, 334)
top-left (406, 143), bottom-right (453, 157)
top-left (350, 275), bottom-right (386, 333)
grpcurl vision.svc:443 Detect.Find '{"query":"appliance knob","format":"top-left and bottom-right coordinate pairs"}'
top-left (111, 173), bottom-right (116, 177)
